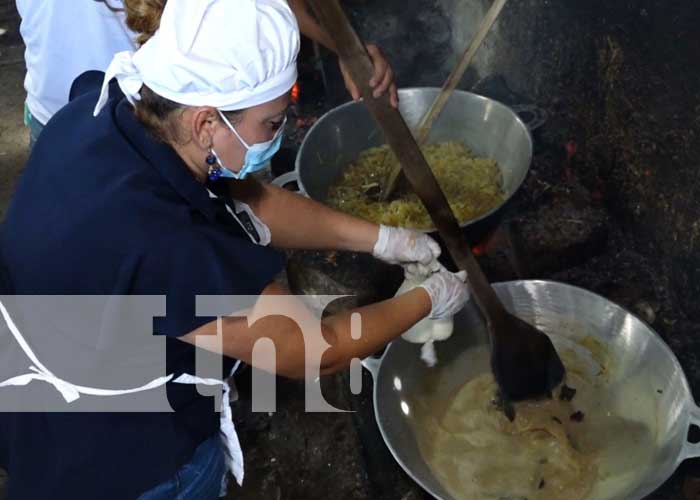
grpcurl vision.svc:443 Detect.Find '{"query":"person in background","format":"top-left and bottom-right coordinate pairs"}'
top-left (17, 0), bottom-right (136, 149)
top-left (16, 0), bottom-right (398, 150)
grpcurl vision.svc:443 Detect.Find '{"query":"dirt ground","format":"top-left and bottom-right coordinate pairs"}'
top-left (0, 1), bottom-right (28, 221)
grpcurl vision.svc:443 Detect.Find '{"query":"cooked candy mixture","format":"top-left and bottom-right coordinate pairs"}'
top-left (420, 373), bottom-right (597, 500)
top-left (326, 142), bottom-right (505, 229)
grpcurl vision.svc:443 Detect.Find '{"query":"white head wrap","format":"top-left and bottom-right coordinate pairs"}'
top-left (94, 0), bottom-right (300, 116)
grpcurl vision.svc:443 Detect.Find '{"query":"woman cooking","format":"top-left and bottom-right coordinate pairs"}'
top-left (0, 0), bottom-right (469, 498)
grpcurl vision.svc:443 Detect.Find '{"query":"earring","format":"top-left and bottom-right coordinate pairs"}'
top-left (206, 148), bottom-right (221, 182)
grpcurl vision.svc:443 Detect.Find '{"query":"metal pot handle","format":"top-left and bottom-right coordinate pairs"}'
top-left (361, 355), bottom-right (382, 380)
top-left (271, 171), bottom-right (307, 196)
top-left (681, 403), bottom-right (700, 460)
top-left (511, 104), bottom-right (547, 132)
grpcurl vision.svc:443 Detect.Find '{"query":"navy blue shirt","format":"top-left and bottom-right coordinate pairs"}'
top-left (0, 73), bottom-right (284, 499)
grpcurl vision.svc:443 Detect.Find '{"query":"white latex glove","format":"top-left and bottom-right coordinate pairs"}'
top-left (419, 267), bottom-right (469, 320)
top-left (372, 225), bottom-right (441, 273)
top-left (404, 261), bottom-right (440, 280)
top-left (396, 267), bottom-right (469, 367)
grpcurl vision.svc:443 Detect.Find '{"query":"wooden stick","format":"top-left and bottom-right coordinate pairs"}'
top-left (380, 0), bottom-right (509, 201)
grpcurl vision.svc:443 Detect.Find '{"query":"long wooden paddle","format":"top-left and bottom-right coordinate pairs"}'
top-left (307, 0), bottom-right (565, 403)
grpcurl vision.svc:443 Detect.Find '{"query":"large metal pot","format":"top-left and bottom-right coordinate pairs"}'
top-left (275, 88), bottom-right (535, 239)
top-left (361, 281), bottom-right (700, 500)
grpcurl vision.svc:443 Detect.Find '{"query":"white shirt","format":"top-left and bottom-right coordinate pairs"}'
top-left (17, 0), bottom-right (137, 125)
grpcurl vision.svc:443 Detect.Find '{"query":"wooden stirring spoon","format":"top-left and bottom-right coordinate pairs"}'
top-left (307, 0), bottom-right (565, 404)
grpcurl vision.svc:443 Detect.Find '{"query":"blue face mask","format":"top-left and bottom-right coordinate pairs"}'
top-left (211, 110), bottom-right (286, 180)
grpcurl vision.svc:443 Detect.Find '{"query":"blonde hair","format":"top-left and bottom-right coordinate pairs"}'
top-left (121, 0), bottom-right (241, 144)
top-left (124, 0), bottom-right (166, 47)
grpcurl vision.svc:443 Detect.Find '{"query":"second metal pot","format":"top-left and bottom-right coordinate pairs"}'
top-left (276, 88), bottom-right (534, 239)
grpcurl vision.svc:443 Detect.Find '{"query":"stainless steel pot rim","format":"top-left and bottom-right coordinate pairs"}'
top-left (361, 279), bottom-right (700, 499)
top-left (289, 88), bottom-right (534, 233)
top-left (366, 278), bottom-right (691, 391)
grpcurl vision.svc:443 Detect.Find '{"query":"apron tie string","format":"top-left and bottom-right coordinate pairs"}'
top-left (0, 298), bottom-right (245, 487)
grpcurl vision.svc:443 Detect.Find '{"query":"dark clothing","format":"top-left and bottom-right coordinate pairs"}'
top-left (0, 72), bottom-right (284, 499)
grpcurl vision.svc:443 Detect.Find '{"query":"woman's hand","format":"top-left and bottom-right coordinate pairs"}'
top-left (372, 225), bottom-right (441, 272)
top-left (286, 1), bottom-right (398, 106)
top-left (340, 43), bottom-right (399, 108)
top-left (419, 267), bottom-right (470, 320)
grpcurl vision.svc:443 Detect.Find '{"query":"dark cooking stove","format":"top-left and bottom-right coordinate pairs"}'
top-left (228, 1), bottom-right (700, 499)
